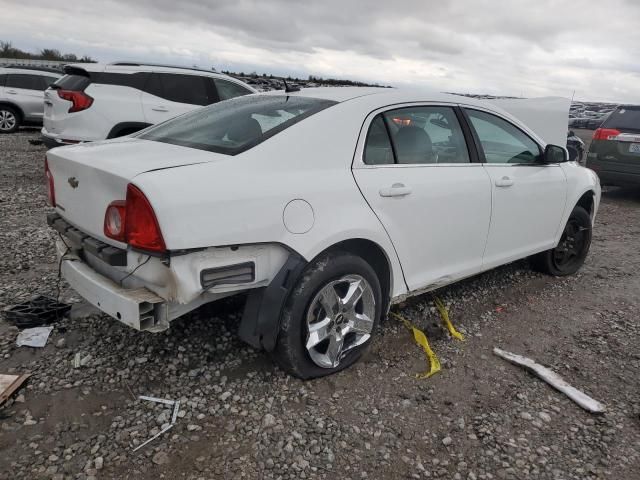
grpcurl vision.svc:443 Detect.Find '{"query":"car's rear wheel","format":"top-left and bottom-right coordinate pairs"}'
top-left (274, 251), bottom-right (382, 379)
top-left (0, 107), bottom-right (20, 133)
top-left (531, 206), bottom-right (592, 276)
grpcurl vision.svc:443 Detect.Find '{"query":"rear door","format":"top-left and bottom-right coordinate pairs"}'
top-left (141, 73), bottom-right (215, 124)
top-left (463, 108), bottom-right (566, 268)
top-left (5, 73), bottom-right (47, 120)
top-left (0, 73), bottom-right (6, 100)
top-left (353, 104), bottom-right (492, 291)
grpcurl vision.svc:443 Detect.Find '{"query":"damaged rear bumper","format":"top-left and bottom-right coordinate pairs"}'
top-left (56, 239), bottom-right (168, 331)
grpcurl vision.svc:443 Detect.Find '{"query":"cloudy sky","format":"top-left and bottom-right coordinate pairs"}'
top-left (2, 0), bottom-right (639, 103)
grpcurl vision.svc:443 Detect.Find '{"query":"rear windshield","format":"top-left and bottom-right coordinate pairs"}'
top-left (53, 74), bottom-right (90, 91)
top-left (139, 95), bottom-right (337, 155)
top-left (602, 106), bottom-right (640, 131)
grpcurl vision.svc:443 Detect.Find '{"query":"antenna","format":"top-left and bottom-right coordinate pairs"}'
top-left (282, 78), bottom-right (300, 93)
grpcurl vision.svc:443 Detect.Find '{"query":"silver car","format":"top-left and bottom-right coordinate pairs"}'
top-left (0, 67), bottom-right (61, 133)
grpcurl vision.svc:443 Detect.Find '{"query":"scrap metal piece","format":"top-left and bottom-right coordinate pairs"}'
top-left (132, 395), bottom-right (181, 452)
top-left (139, 395), bottom-right (175, 406)
top-left (493, 347), bottom-right (605, 414)
top-left (132, 424), bottom-right (174, 452)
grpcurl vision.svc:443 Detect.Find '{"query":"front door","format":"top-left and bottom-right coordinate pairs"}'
top-left (463, 108), bottom-right (567, 269)
top-left (353, 105), bottom-right (492, 291)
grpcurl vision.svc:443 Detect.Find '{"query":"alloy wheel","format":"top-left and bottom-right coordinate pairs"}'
top-left (0, 110), bottom-right (17, 131)
top-left (305, 274), bottom-right (376, 368)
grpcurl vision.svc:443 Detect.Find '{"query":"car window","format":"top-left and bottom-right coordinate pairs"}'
top-left (54, 74), bottom-right (91, 91)
top-left (466, 109), bottom-right (542, 164)
top-left (0, 74), bottom-right (6, 87)
top-left (140, 95), bottom-right (337, 155)
top-left (602, 106), bottom-right (640, 131)
top-left (364, 115), bottom-right (394, 165)
top-left (214, 79), bottom-right (252, 101)
top-left (381, 106), bottom-right (470, 164)
top-left (155, 73), bottom-right (212, 105)
top-left (6, 74), bottom-right (44, 91)
top-left (41, 76), bottom-right (59, 90)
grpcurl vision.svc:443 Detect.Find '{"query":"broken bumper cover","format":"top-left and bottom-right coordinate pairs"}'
top-left (56, 239), bottom-right (167, 331)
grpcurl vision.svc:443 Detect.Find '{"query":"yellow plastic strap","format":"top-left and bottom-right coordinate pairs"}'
top-left (390, 312), bottom-right (441, 378)
top-left (433, 297), bottom-right (465, 341)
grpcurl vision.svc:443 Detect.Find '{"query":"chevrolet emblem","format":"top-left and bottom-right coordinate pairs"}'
top-left (68, 177), bottom-right (79, 189)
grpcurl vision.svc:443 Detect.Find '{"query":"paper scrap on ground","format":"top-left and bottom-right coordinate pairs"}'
top-left (16, 326), bottom-right (54, 348)
top-left (0, 373), bottom-right (30, 405)
top-left (493, 347), bottom-right (605, 414)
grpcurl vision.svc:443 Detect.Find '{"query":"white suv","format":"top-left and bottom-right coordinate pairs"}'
top-left (41, 62), bottom-right (256, 147)
top-left (0, 67), bottom-right (61, 133)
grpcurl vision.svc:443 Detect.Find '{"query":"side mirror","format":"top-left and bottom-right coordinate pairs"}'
top-left (544, 144), bottom-right (568, 164)
top-left (568, 130), bottom-right (575, 137)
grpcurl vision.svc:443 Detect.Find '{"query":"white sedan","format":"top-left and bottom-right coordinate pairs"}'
top-left (46, 88), bottom-right (600, 378)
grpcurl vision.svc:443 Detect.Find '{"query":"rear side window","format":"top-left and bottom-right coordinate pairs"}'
top-left (602, 107), bottom-right (640, 131)
top-left (364, 116), bottom-right (394, 165)
top-left (364, 106), bottom-right (470, 165)
top-left (214, 79), bottom-right (252, 101)
top-left (41, 76), bottom-right (59, 89)
top-left (140, 95), bottom-right (337, 155)
top-left (6, 74), bottom-right (44, 91)
top-left (466, 109), bottom-right (541, 164)
top-left (145, 73), bottom-right (212, 105)
top-left (0, 74), bottom-right (6, 87)
top-left (54, 74), bottom-right (91, 91)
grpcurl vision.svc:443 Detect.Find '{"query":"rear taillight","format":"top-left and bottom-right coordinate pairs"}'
top-left (104, 184), bottom-right (166, 252)
top-left (57, 89), bottom-right (94, 113)
top-left (44, 156), bottom-right (55, 207)
top-left (104, 201), bottom-right (126, 242)
top-left (593, 128), bottom-right (620, 141)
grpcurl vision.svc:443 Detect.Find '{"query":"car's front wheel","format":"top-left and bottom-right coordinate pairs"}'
top-left (274, 251), bottom-right (382, 379)
top-left (531, 205), bottom-right (592, 276)
top-left (0, 106), bottom-right (20, 134)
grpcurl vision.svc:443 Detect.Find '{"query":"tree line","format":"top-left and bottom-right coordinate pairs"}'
top-left (0, 41), bottom-right (96, 62)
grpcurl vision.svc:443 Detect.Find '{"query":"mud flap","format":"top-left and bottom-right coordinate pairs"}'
top-left (239, 251), bottom-right (307, 351)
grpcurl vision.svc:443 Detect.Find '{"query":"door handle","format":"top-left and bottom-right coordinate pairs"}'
top-left (6, 90), bottom-right (17, 95)
top-left (379, 183), bottom-right (412, 197)
top-left (495, 176), bottom-right (514, 187)
top-left (152, 106), bottom-right (169, 112)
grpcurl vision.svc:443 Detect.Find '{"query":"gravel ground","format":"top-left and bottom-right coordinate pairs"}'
top-left (1, 129), bottom-right (639, 480)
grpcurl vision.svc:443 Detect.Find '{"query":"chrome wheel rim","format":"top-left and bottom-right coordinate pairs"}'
top-left (305, 274), bottom-right (375, 369)
top-left (0, 110), bottom-right (16, 131)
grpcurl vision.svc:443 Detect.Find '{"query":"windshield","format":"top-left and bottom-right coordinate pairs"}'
top-left (139, 95), bottom-right (337, 155)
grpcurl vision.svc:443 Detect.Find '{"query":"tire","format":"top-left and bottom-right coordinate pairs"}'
top-left (0, 106), bottom-right (20, 133)
top-left (530, 206), bottom-right (592, 276)
top-left (274, 251), bottom-right (382, 379)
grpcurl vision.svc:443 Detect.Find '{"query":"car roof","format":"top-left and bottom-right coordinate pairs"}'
top-left (66, 62), bottom-right (246, 79)
top-left (263, 86), bottom-right (503, 109)
top-left (0, 67), bottom-right (62, 76)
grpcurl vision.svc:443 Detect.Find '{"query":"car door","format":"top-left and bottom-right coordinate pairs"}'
top-left (5, 74), bottom-right (46, 121)
top-left (352, 105), bottom-right (492, 291)
top-left (141, 73), bottom-right (215, 124)
top-left (463, 108), bottom-right (567, 269)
